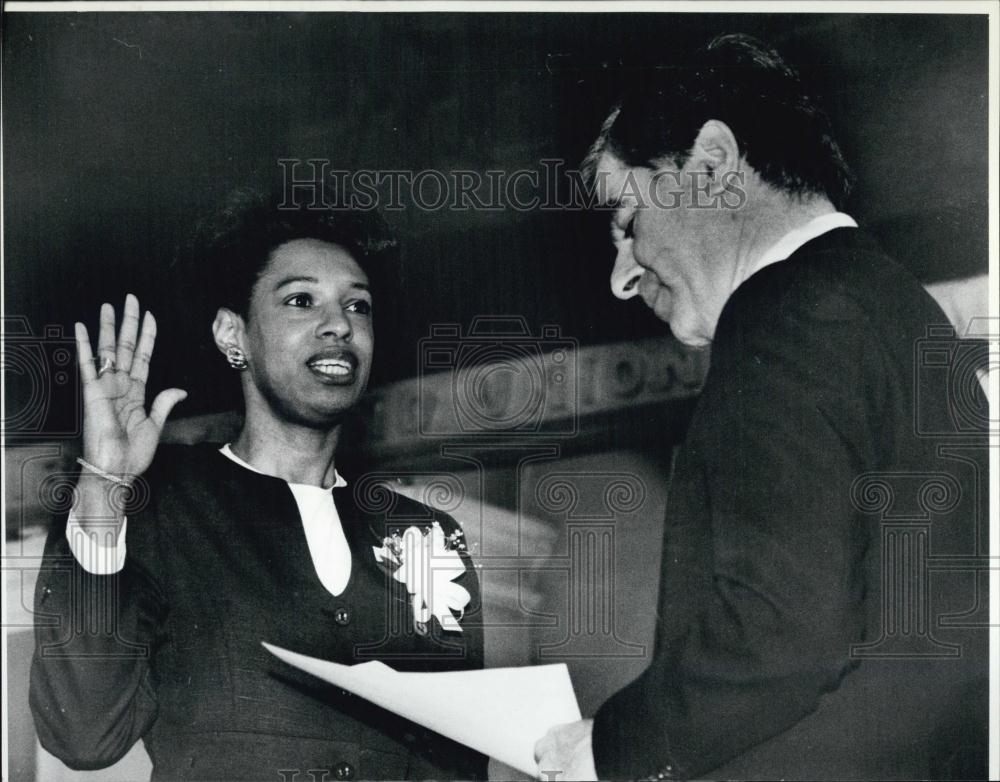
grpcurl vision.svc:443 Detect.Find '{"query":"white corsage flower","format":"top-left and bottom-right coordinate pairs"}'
top-left (372, 521), bottom-right (471, 634)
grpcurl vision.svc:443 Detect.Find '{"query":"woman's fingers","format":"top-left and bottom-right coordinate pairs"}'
top-left (96, 302), bottom-right (117, 369)
top-left (129, 311), bottom-right (157, 383)
top-left (75, 322), bottom-right (98, 384)
top-left (116, 294), bottom-right (141, 374)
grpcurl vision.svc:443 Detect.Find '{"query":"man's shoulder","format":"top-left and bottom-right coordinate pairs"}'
top-left (722, 228), bottom-right (945, 343)
top-left (740, 228), bottom-right (910, 304)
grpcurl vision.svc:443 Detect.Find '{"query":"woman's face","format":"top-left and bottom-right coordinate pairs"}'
top-left (240, 238), bottom-right (374, 428)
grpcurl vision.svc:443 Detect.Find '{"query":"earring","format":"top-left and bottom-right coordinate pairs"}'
top-left (225, 346), bottom-right (248, 371)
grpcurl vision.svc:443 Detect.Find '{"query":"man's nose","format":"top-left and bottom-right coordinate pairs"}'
top-left (610, 241), bottom-right (643, 300)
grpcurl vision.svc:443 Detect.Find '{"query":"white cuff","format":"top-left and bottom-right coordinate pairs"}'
top-left (66, 511), bottom-right (128, 575)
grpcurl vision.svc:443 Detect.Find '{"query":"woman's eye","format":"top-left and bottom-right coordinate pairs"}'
top-left (347, 300), bottom-right (372, 315)
top-left (285, 293), bottom-right (313, 307)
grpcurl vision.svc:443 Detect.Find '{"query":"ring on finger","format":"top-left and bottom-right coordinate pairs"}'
top-left (97, 356), bottom-right (116, 376)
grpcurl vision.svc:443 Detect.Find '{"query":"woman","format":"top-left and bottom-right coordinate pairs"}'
top-left (30, 192), bottom-right (487, 781)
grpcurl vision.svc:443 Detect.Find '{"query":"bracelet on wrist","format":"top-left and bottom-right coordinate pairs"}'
top-left (76, 457), bottom-right (132, 487)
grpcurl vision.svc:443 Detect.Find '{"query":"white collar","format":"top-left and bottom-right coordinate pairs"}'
top-left (219, 443), bottom-right (347, 491)
top-left (745, 212), bottom-right (858, 285)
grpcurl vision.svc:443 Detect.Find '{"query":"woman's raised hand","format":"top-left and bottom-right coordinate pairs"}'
top-left (75, 294), bottom-right (188, 482)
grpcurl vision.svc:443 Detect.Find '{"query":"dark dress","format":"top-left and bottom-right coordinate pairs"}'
top-left (592, 229), bottom-right (990, 780)
top-left (30, 443), bottom-right (488, 781)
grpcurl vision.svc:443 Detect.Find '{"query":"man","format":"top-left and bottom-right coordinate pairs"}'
top-left (535, 34), bottom-right (989, 780)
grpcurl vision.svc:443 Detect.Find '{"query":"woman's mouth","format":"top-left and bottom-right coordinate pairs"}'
top-left (306, 351), bottom-right (358, 384)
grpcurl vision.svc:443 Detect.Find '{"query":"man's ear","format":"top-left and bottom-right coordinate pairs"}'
top-left (687, 119), bottom-right (742, 197)
top-left (212, 308), bottom-right (246, 357)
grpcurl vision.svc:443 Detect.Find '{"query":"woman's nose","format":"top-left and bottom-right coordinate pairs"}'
top-left (317, 306), bottom-right (352, 340)
top-left (610, 240), bottom-right (643, 300)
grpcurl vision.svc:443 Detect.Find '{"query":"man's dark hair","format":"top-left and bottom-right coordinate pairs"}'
top-left (584, 34), bottom-right (854, 208)
top-left (202, 188), bottom-right (398, 319)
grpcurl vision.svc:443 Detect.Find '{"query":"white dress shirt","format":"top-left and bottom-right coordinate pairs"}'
top-left (66, 444), bottom-right (353, 596)
top-left (736, 212), bottom-right (858, 294)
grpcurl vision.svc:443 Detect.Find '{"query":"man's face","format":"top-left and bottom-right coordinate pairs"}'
top-left (595, 151), bottom-right (732, 347)
top-left (241, 238), bottom-right (374, 427)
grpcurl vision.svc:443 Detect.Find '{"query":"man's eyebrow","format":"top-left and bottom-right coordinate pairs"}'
top-left (350, 282), bottom-right (371, 293)
top-left (611, 204), bottom-right (636, 230)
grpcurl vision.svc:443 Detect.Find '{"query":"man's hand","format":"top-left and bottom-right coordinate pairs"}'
top-left (534, 719), bottom-right (598, 781)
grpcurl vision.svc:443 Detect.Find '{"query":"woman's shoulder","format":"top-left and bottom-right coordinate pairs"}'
top-left (380, 492), bottom-right (472, 561)
top-left (143, 442), bottom-right (228, 485)
top-left (394, 491), bottom-right (460, 526)
top-left (344, 478), bottom-right (464, 533)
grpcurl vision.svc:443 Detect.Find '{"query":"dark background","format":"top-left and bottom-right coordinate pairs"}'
top-left (3, 11), bottom-right (989, 432)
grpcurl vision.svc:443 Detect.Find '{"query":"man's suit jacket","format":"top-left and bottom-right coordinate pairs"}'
top-left (30, 443), bottom-right (488, 781)
top-left (592, 229), bottom-right (989, 780)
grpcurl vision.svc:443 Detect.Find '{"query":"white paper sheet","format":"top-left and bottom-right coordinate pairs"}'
top-left (262, 642), bottom-right (581, 776)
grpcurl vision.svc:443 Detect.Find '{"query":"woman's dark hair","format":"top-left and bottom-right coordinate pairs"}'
top-left (584, 34), bottom-right (854, 209)
top-left (201, 188), bottom-right (399, 319)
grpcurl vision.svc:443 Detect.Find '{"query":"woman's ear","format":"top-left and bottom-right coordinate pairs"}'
top-left (686, 119), bottom-right (742, 199)
top-left (212, 308), bottom-right (246, 357)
